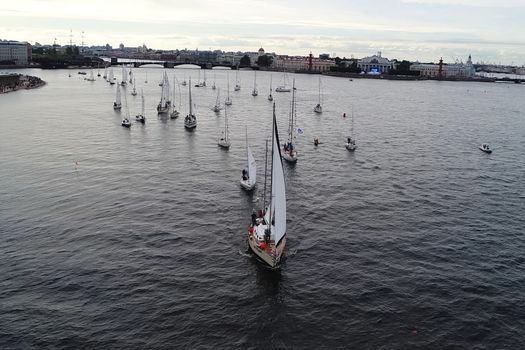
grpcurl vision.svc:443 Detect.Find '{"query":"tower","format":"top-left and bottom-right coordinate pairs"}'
top-left (438, 57), bottom-right (443, 79)
top-left (308, 51), bottom-right (313, 71)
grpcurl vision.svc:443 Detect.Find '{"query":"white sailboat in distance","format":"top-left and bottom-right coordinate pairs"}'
top-left (184, 78), bottom-right (197, 129)
top-left (247, 103), bottom-right (287, 268)
top-left (136, 89), bottom-right (146, 123)
top-left (240, 127), bottom-right (256, 191)
top-left (218, 107), bottom-right (231, 149)
top-left (314, 76), bottom-right (322, 113)
top-left (113, 84), bottom-right (122, 110)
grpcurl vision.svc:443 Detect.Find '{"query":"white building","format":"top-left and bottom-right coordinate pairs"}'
top-left (357, 52), bottom-right (393, 74)
top-left (410, 55), bottom-right (475, 78)
top-left (0, 40), bottom-right (30, 65)
top-left (273, 55), bottom-right (335, 72)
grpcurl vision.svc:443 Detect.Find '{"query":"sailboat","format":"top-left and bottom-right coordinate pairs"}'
top-left (184, 78), bottom-right (197, 129)
top-left (164, 72), bottom-right (171, 106)
top-left (181, 73), bottom-right (187, 86)
top-left (108, 68), bottom-right (115, 85)
top-left (218, 107), bottom-right (231, 149)
top-left (314, 76), bottom-right (322, 113)
top-left (145, 71), bottom-right (148, 84)
top-left (97, 64), bottom-right (101, 77)
top-left (225, 74), bottom-right (232, 106)
top-left (268, 74), bottom-right (273, 101)
top-left (345, 108), bottom-right (357, 151)
top-left (202, 69), bottom-right (207, 87)
top-left (240, 127), bottom-right (256, 191)
top-left (135, 89), bottom-right (146, 123)
top-left (120, 66), bottom-right (127, 86)
top-left (234, 68), bottom-right (241, 91)
top-left (282, 79), bottom-right (298, 163)
top-left (131, 78), bottom-right (137, 96)
top-left (121, 89), bottom-right (131, 128)
top-left (129, 68), bottom-right (133, 84)
top-left (212, 88), bottom-right (222, 113)
top-left (157, 73), bottom-right (169, 114)
top-left (170, 74), bottom-right (180, 119)
top-left (275, 70), bottom-right (291, 92)
top-left (103, 67), bottom-right (107, 80)
top-left (252, 71), bottom-right (258, 96)
top-left (247, 103), bottom-right (287, 268)
top-left (86, 68), bottom-right (96, 81)
top-left (212, 73), bottom-right (216, 90)
top-left (113, 84), bottom-right (122, 110)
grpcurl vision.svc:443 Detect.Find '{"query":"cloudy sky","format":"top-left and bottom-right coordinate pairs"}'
top-left (1, 0), bottom-right (524, 64)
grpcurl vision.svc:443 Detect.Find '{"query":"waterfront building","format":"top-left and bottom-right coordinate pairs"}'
top-left (410, 55), bottom-right (475, 78)
top-left (0, 40), bottom-right (31, 66)
top-left (273, 55), bottom-right (335, 72)
top-left (357, 52), bottom-right (393, 74)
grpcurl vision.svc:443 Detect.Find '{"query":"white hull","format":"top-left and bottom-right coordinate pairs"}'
top-left (275, 86), bottom-right (290, 92)
top-left (113, 104), bottom-right (121, 110)
top-left (247, 231), bottom-right (286, 268)
top-left (282, 150), bottom-right (298, 163)
top-left (240, 178), bottom-right (256, 191)
top-left (225, 100), bottom-right (232, 106)
top-left (170, 110), bottom-right (180, 119)
top-left (218, 140), bottom-right (231, 149)
top-left (135, 115), bottom-right (145, 123)
top-left (157, 105), bottom-right (169, 114)
top-left (185, 122), bottom-right (197, 129)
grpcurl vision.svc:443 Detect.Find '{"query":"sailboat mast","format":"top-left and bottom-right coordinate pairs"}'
top-left (269, 103), bottom-right (276, 228)
top-left (289, 79), bottom-right (295, 144)
top-left (189, 78), bottom-right (193, 115)
top-left (263, 138), bottom-right (268, 213)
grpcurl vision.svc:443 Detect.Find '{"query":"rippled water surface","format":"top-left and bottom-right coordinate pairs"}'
top-left (1, 68), bottom-right (525, 349)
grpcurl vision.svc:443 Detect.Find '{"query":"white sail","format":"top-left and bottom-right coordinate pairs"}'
top-left (108, 68), bottom-right (114, 83)
top-left (270, 112), bottom-right (286, 245)
top-left (116, 84), bottom-right (121, 105)
top-left (247, 146), bottom-right (256, 184)
top-left (141, 92), bottom-right (145, 116)
top-left (121, 66), bottom-right (127, 84)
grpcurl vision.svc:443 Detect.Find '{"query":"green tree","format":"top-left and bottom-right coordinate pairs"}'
top-left (256, 54), bottom-right (273, 67)
top-left (239, 54), bottom-right (251, 67)
top-left (73, 46), bottom-right (80, 56)
top-left (66, 46), bottom-right (73, 56)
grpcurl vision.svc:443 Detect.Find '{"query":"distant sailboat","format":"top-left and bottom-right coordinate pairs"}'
top-left (234, 68), bottom-right (241, 91)
top-left (184, 78), bottom-right (197, 129)
top-left (157, 73), bottom-right (169, 114)
top-left (145, 71), bottom-right (148, 84)
top-left (108, 68), bottom-right (115, 85)
top-left (86, 68), bottom-right (96, 81)
top-left (181, 73), bottom-right (187, 86)
top-left (218, 107), bottom-right (231, 149)
top-left (212, 73), bottom-right (216, 90)
top-left (120, 66), bottom-right (127, 86)
top-left (121, 88), bottom-right (131, 128)
top-left (314, 76), bottom-right (322, 113)
top-left (103, 67), bottom-right (107, 80)
top-left (246, 103), bottom-right (287, 268)
top-left (135, 89), bottom-right (146, 123)
top-left (212, 88), bottom-right (222, 113)
top-left (240, 127), bottom-right (256, 191)
top-left (275, 70), bottom-right (291, 92)
top-left (282, 79), bottom-right (298, 163)
top-left (113, 84), bottom-right (122, 110)
top-left (252, 71), bottom-right (258, 96)
top-left (225, 74), bottom-right (232, 106)
top-left (131, 78), bottom-right (137, 96)
top-left (170, 74), bottom-right (180, 119)
top-left (129, 68), bottom-right (133, 84)
top-left (345, 108), bottom-right (357, 151)
top-left (268, 74), bottom-right (273, 101)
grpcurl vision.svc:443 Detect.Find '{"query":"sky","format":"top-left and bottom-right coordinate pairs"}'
top-left (1, 0), bottom-right (524, 65)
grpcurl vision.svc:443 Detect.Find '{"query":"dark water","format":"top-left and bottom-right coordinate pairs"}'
top-left (1, 68), bottom-right (525, 349)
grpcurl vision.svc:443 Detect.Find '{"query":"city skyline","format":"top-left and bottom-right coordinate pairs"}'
top-left (1, 0), bottom-right (524, 64)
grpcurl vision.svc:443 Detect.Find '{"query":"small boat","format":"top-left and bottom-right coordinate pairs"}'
top-left (217, 108), bottom-right (231, 149)
top-left (135, 90), bottom-right (146, 124)
top-left (121, 118), bottom-right (131, 128)
top-left (314, 76), bottom-right (322, 113)
top-left (121, 86), bottom-right (131, 127)
top-left (314, 137), bottom-right (319, 146)
top-left (282, 79), bottom-right (298, 163)
top-left (212, 73), bottom-right (216, 90)
top-left (102, 67), bottom-right (107, 80)
top-left (78, 71), bottom-right (86, 75)
top-left (108, 68), bottom-right (115, 85)
top-left (170, 74), bottom-right (180, 119)
top-left (184, 78), bottom-right (197, 129)
top-left (246, 103), bottom-right (287, 268)
top-left (479, 143), bottom-right (492, 153)
top-left (86, 68), bottom-right (96, 81)
top-left (252, 71), bottom-right (258, 96)
top-left (131, 78), bottom-right (137, 96)
top-left (113, 84), bottom-right (122, 110)
top-left (240, 127), bottom-right (256, 191)
top-left (128, 68), bottom-right (133, 84)
top-left (181, 73), bottom-right (187, 86)
top-left (157, 72), bottom-right (169, 114)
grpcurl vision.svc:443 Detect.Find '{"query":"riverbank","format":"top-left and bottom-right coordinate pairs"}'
top-left (0, 73), bottom-right (45, 94)
top-left (323, 71), bottom-right (499, 83)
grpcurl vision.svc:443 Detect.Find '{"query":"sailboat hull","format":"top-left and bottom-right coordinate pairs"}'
top-left (247, 232), bottom-right (285, 268)
top-left (240, 178), bottom-right (256, 191)
top-left (282, 150), bottom-right (298, 163)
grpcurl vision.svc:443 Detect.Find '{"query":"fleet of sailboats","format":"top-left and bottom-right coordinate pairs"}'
top-left (247, 103), bottom-right (287, 268)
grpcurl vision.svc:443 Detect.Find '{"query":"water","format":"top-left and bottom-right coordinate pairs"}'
top-left (1, 68), bottom-right (525, 349)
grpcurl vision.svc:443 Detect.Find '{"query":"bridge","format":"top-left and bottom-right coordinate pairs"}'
top-left (110, 59), bottom-right (239, 69)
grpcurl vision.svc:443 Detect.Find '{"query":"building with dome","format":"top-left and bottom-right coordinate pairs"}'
top-left (357, 52), bottom-right (393, 74)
